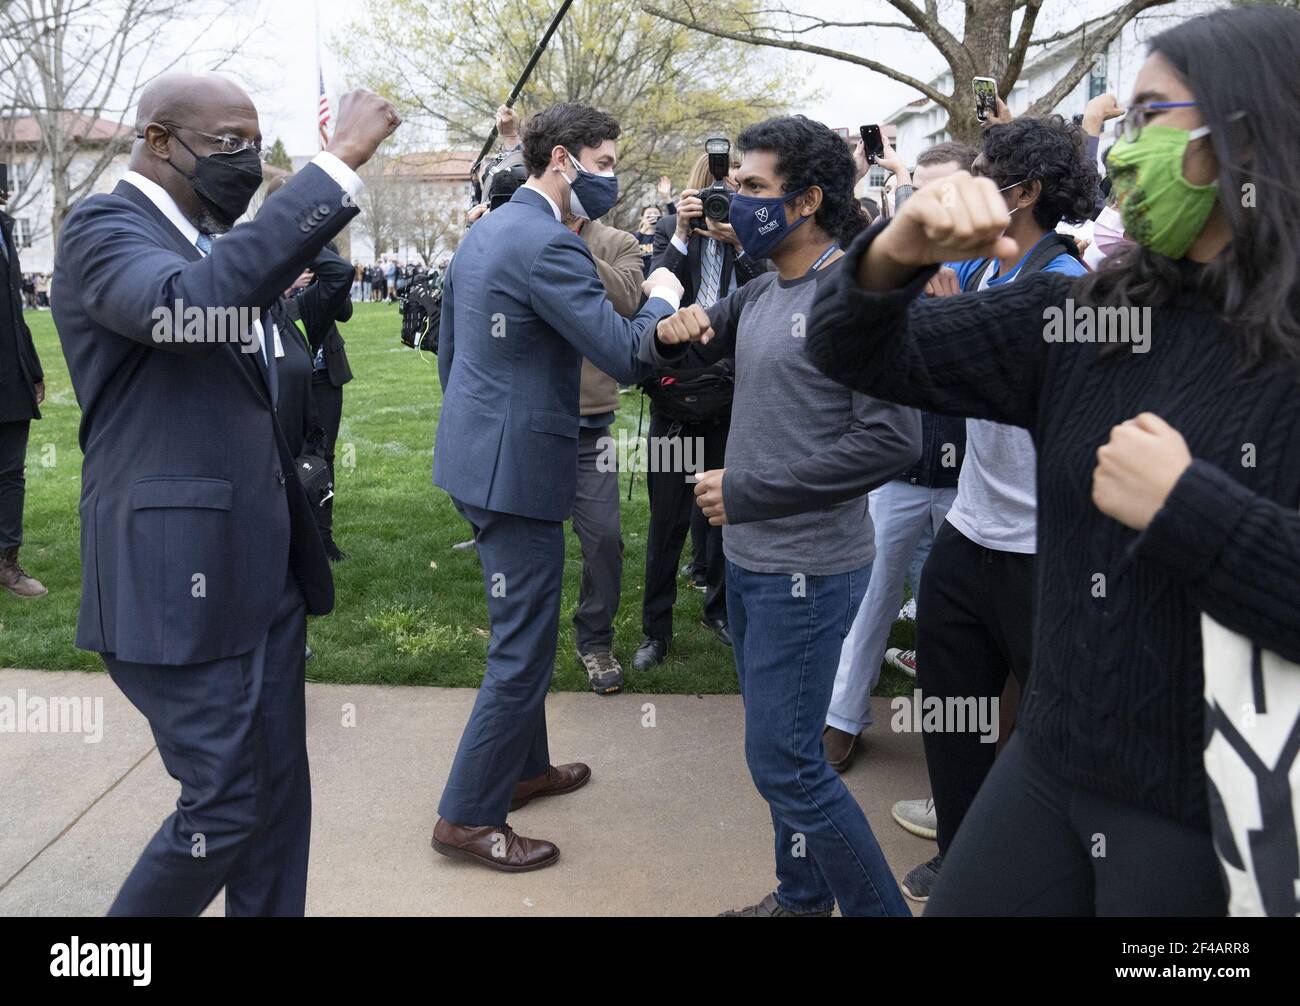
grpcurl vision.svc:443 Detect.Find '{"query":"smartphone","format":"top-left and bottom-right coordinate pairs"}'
top-left (0, 163), bottom-right (8, 196)
top-left (973, 77), bottom-right (998, 122)
top-left (859, 124), bottom-right (884, 164)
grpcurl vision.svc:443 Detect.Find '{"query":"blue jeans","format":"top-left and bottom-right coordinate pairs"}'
top-left (727, 559), bottom-right (910, 917)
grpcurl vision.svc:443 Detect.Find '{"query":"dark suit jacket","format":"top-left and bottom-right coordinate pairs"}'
top-left (433, 185), bottom-right (684, 522)
top-left (51, 164), bottom-right (357, 665)
top-left (308, 245), bottom-right (354, 388)
top-left (276, 244), bottom-right (356, 453)
top-left (0, 211), bottom-right (43, 423)
top-left (650, 213), bottom-right (764, 308)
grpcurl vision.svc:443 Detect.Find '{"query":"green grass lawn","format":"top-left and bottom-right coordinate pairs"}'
top-left (2, 301), bottom-right (916, 695)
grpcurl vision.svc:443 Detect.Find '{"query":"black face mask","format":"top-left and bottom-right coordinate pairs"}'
top-left (161, 132), bottom-right (264, 228)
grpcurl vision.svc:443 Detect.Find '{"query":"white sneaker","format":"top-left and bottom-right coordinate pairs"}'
top-left (884, 647), bottom-right (917, 677)
top-left (892, 797), bottom-right (937, 841)
top-left (898, 597), bottom-right (917, 621)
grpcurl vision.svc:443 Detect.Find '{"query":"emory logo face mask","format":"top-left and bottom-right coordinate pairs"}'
top-left (730, 186), bottom-right (809, 258)
top-left (1104, 124), bottom-right (1218, 259)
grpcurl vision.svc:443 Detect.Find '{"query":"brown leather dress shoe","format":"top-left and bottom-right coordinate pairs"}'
top-left (430, 818), bottom-right (559, 873)
top-left (510, 762), bottom-right (591, 811)
top-left (822, 726), bottom-right (860, 773)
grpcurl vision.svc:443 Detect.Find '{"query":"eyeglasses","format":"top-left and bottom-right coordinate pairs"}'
top-left (158, 122), bottom-right (265, 158)
top-left (1113, 102), bottom-right (1199, 142)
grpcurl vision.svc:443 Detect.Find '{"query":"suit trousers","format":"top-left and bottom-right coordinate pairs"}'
top-left (311, 373), bottom-right (343, 537)
top-left (0, 419), bottom-right (29, 551)
top-left (104, 570), bottom-right (310, 916)
top-left (438, 498), bottom-right (563, 825)
top-left (571, 425), bottom-right (623, 654)
top-left (641, 409), bottom-right (726, 640)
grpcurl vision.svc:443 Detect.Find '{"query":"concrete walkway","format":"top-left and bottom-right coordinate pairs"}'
top-left (0, 668), bottom-right (932, 916)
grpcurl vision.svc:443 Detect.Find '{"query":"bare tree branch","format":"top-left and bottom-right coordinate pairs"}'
top-left (886, 0), bottom-right (966, 71)
top-left (640, 3), bottom-right (950, 107)
top-left (1026, 0), bottom-right (1172, 116)
top-left (1002, 0), bottom-right (1044, 94)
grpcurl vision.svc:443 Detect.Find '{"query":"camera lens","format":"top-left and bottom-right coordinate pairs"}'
top-left (702, 185), bottom-right (731, 222)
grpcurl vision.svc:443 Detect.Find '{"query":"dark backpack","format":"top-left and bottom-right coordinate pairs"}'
top-left (399, 271), bottom-right (442, 353)
top-left (961, 231), bottom-right (1081, 292)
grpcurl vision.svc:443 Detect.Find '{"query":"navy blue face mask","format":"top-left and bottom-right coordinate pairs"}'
top-left (563, 150), bottom-right (619, 220)
top-left (730, 186), bottom-right (810, 258)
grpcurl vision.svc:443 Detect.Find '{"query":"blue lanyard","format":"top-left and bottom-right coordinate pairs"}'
top-left (807, 243), bottom-right (840, 275)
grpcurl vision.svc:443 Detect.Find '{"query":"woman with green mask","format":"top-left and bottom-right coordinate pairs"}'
top-left (802, 5), bottom-right (1300, 915)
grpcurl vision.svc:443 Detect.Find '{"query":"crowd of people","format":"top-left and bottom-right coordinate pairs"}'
top-left (19, 272), bottom-right (51, 309)
top-left (352, 258), bottom-right (424, 302)
top-left (5, 2), bottom-right (1296, 918)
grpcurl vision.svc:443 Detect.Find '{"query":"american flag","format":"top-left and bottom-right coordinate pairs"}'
top-left (317, 70), bottom-right (331, 147)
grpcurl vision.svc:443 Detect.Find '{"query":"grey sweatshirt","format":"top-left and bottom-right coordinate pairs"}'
top-left (653, 264), bottom-right (921, 575)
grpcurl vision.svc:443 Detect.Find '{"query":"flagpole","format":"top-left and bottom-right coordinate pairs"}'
top-left (314, 0), bottom-right (324, 151)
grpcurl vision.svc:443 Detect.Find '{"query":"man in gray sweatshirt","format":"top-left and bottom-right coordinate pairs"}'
top-left (655, 115), bottom-right (920, 917)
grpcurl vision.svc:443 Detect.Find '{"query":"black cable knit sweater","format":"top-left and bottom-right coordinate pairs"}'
top-left (808, 222), bottom-right (1300, 828)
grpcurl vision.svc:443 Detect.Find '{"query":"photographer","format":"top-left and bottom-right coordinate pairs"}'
top-left (632, 147), bottom-right (763, 672)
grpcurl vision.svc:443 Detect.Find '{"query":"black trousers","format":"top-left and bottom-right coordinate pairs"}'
top-left (916, 521), bottom-right (1035, 853)
top-left (926, 734), bottom-right (1227, 916)
top-left (641, 410), bottom-right (726, 640)
top-left (688, 504), bottom-right (708, 572)
top-left (0, 419), bottom-right (29, 551)
top-left (310, 374), bottom-right (343, 537)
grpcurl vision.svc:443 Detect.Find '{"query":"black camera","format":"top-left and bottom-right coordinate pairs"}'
top-left (691, 136), bottom-right (733, 231)
top-left (486, 162), bottom-right (528, 211)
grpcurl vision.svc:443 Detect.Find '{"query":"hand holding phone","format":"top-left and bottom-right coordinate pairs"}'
top-left (973, 77), bottom-right (998, 123)
top-left (859, 124), bottom-right (884, 165)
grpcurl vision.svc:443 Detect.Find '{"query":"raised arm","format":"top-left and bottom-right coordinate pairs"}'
top-left (63, 162), bottom-right (358, 356)
top-left (529, 231), bottom-right (685, 384)
top-left (806, 172), bottom-right (1066, 430)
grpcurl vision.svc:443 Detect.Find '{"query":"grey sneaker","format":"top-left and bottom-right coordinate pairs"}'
top-left (719, 892), bottom-right (832, 917)
top-left (579, 650), bottom-right (623, 695)
top-left (902, 854), bottom-right (943, 903)
top-left (891, 797), bottom-right (937, 840)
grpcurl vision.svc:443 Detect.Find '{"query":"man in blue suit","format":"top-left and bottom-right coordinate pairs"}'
top-left (431, 103), bottom-right (686, 871)
top-left (51, 72), bottom-right (398, 915)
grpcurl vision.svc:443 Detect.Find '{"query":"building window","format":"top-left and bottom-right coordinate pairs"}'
top-left (867, 165), bottom-right (891, 188)
top-left (1088, 59), bottom-right (1108, 100)
top-left (13, 218), bottom-right (32, 247)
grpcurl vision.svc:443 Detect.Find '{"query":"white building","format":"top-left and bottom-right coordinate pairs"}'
top-left (294, 148), bottom-right (476, 267)
top-left (884, 0), bottom-right (1226, 168)
top-left (1, 115), bottom-right (131, 273)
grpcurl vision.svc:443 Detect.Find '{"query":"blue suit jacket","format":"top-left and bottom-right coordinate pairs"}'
top-left (433, 186), bottom-right (681, 521)
top-left (51, 164), bottom-right (358, 665)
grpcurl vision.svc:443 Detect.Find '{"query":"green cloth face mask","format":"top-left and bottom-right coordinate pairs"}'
top-left (1105, 124), bottom-right (1218, 259)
